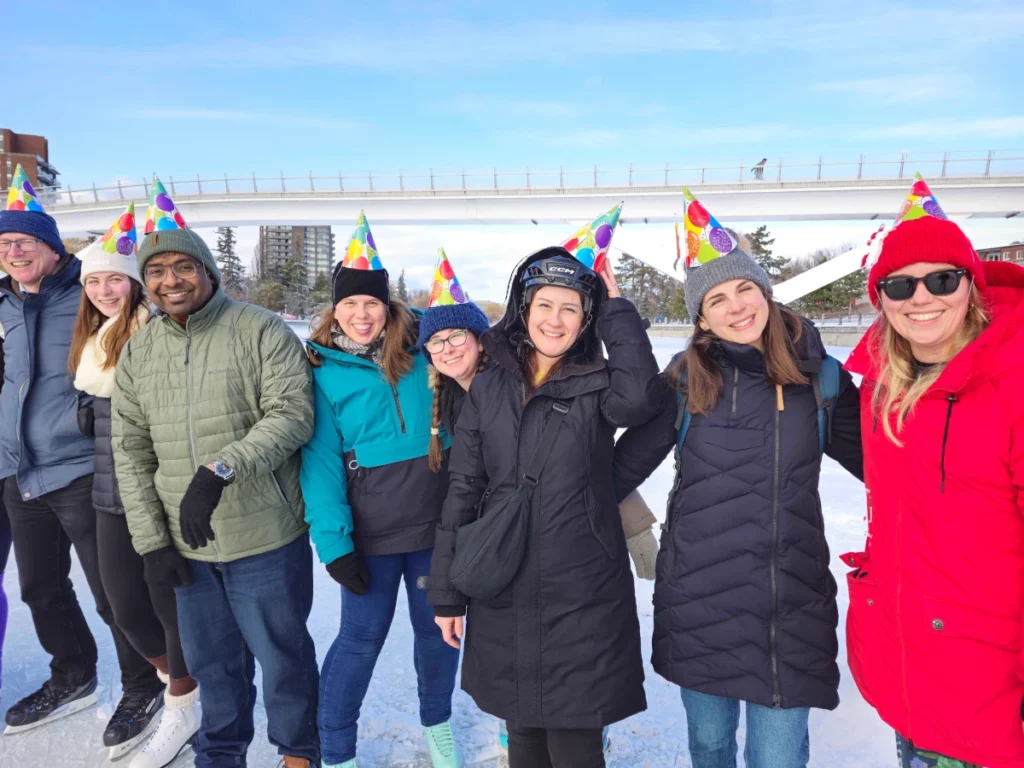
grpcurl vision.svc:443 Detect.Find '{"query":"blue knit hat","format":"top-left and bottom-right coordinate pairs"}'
top-left (417, 248), bottom-right (490, 363)
top-left (1, 164), bottom-right (67, 258)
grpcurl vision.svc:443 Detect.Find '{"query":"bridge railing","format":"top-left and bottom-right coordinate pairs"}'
top-left (12, 150), bottom-right (1024, 209)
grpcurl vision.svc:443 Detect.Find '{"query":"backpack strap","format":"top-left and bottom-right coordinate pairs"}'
top-left (674, 373), bottom-right (691, 457)
top-left (812, 355), bottom-right (841, 455)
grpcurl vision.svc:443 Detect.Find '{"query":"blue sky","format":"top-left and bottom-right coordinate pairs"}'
top-left (9, 0), bottom-right (1024, 298)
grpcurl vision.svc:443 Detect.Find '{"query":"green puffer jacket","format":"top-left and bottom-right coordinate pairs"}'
top-left (112, 290), bottom-right (314, 562)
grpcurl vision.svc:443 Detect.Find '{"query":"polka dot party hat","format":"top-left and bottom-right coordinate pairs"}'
top-left (428, 248), bottom-right (469, 307)
top-left (5, 164), bottom-right (45, 212)
top-left (561, 202), bottom-right (622, 273)
top-left (681, 187), bottom-right (738, 271)
top-left (862, 173), bottom-right (950, 269)
top-left (100, 202), bottom-right (138, 256)
top-left (342, 210), bottom-right (385, 270)
top-left (145, 175), bottom-right (188, 234)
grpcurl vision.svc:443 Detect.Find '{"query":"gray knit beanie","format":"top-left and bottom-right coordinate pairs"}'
top-left (137, 229), bottom-right (221, 289)
top-left (684, 246), bottom-right (773, 320)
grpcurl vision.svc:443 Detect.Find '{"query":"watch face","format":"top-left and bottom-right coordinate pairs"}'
top-left (214, 463), bottom-right (233, 480)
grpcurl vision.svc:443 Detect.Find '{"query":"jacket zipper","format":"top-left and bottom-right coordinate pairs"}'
top-left (731, 368), bottom-right (739, 413)
top-left (389, 383), bottom-right (407, 433)
top-left (770, 402), bottom-right (782, 708)
top-left (184, 332), bottom-right (222, 562)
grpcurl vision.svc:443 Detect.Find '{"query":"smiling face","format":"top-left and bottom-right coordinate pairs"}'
top-left (429, 329), bottom-right (482, 384)
top-left (526, 285), bottom-right (585, 358)
top-left (334, 295), bottom-right (388, 344)
top-left (699, 279), bottom-right (770, 348)
top-left (879, 261), bottom-right (971, 363)
top-left (0, 234), bottom-right (61, 293)
top-left (144, 252), bottom-right (214, 322)
top-left (84, 271), bottom-right (134, 319)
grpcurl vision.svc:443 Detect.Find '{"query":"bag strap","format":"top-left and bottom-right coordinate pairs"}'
top-left (674, 372), bottom-right (691, 457)
top-left (812, 355), bottom-right (841, 455)
top-left (522, 399), bottom-right (574, 487)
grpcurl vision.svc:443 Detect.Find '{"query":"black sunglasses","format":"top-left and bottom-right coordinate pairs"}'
top-left (876, 268), bottom-right (968, 302)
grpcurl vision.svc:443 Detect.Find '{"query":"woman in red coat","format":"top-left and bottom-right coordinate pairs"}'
top-left (844, 187), bottom-right (1024, 767)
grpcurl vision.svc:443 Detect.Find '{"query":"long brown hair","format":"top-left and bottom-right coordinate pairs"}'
top-left (666, 292), bottom-right (808, 414)
top-left (871, 284), bottom-right (988, 445)
top-left (426, 343), bottom-right (488, 473)
top-left (306, 298), bottom-right (418, 386)
top-left (68, 280), bottom-right (147, 373)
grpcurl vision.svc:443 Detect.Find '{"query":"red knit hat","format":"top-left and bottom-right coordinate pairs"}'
top-left (867, 217), bottom-right (984, 307)
top-left (865, 175), bottom-right (985, 307)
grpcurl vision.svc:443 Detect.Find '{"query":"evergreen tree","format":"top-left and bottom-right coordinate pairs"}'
top-left (789, 246), bottom-right (867, 313)
top-left (279, 258), bottom-right (311, 316)
top-left (252, 281), bottom-right (285, 312)
top-left (395, 270), bottom-right (409, 302)
top-left (310, 271), bottom-right (332, 310)
top-left (745, 225), bottom-right (788, 284)
top-left (216, 227), bottom-right (244, 297)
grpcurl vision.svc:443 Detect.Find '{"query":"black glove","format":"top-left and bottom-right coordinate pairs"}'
top-left (326, 553), bottom-right (370, 594)
top-left (143, 545), bottom-right (194, 588)
top-left (77, 406), bottom-right (95, 437)
top-left (179, 466), bottom-right (228, 550)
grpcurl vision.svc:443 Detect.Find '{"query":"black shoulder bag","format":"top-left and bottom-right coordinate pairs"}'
top-left (448, 398), bottom-right (573, 600)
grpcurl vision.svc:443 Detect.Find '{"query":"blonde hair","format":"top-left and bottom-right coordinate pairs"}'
top-left (871, 284), bottom-right (989, 445)
top-left (426, 341), bottom-right (487, 473)
top-left (306, 298), bottom-right (417, 386)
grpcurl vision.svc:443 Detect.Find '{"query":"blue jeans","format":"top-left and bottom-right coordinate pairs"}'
top-left (680, 688), bottom-right (810, 768)
top-left (318, 548), bottom-right (460, 764)
top-left (175, 535), bottom-right (319, 768)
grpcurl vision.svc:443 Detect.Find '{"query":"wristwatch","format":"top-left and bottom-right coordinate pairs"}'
top-left (210, 461), bottom-right (235, 485)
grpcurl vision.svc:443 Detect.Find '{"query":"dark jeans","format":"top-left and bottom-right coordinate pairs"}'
top-left (4, 475), bottom-right (157, 692)
top-left (96, 511), bottom-right (190, 679)
top-left (319, 548), bottom-right (460, 765)
top-left (506, 724), bottom-right (606, 768)
top-left (174, 534), bottom-right (319, 768)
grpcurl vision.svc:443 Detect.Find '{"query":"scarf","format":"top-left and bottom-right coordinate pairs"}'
top-left (74, 305), bottom-right (150, 397)
top-left (331, 323), bottom-right (385, 367)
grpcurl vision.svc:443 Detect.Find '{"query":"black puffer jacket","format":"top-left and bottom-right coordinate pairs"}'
top-left (427, 267), bottom-right (661, 729)
top-left (615, 318), bottom-right (862, 711)
top-left (91, 397), bottom-right (122, 515)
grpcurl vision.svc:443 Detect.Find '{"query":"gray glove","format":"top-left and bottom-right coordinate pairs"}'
top-left (626, 526), bottom-right (659, 580)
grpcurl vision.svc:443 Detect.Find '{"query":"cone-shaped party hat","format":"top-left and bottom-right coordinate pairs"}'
top-left (681, 187), bottom-right (738, 271)
top-left (561, 203), bottom-right (622, 273)
top-left (145, 175), bottom-right (188, 234)
top-left (428, 248), bottom-right (470, 307)
top-left (5, 164), bottom-right (45, 213)
top-left (341, 211), bottom-right (385, 270)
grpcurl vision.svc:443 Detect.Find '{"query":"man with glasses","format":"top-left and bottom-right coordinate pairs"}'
top-left (0, 181), bottom-right (159, 735)
top-left (112, 226), bottom-right (321, 768)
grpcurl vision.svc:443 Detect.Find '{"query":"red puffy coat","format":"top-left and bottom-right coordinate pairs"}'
top-left (844, 261), bottom-right (1024, 767)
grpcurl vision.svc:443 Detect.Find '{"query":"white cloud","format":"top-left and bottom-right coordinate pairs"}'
top-left (809, 75), bottom-right (963, 104)
top-left (853, 116), bottom-right (1024, 141)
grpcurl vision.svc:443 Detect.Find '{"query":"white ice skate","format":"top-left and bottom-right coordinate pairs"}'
top-left (129, 687), bottom-right (200, 768)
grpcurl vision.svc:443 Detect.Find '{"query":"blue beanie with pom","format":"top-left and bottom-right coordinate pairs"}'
top-left (418, 302), bottom-right (491, 364)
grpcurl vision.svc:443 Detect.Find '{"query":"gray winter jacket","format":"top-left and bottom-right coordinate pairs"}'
top-left (0, 257), bottom-right (94, 499)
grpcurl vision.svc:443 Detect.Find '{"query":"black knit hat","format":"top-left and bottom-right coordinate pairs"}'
top-left (332, 262), bottom-right (390, 305)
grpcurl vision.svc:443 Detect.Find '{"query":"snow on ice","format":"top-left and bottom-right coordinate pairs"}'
top-left (0, 338), bottom-right (895, 766)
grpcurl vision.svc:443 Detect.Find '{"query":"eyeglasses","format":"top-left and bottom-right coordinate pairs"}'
top-left (143, 261), bottom-right (200, 282)
top-left (0, 238), bottom-right (41, 254)
top-left (876, 269), bottom-right (967, 302)
top-left (425, 329), bottom-right (469, 354)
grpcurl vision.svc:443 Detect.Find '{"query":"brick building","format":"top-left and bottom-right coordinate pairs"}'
top-left (978, 243), bottom-right (1024, 263)
top-left (0, 129), bottom-right (59, 189)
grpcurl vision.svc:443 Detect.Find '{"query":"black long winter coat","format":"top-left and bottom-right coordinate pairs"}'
top-left (615, 319), bottom-right (862, 711)
top-left (91, 397), bottom-right (123, 515)
top-left (426, 286), bottom-right (661, 729)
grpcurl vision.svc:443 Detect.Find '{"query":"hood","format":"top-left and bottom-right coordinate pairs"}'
top-left (486, 247), bottom-right (608, 375)
top-left (846, 260), bottom-right (1024, 394)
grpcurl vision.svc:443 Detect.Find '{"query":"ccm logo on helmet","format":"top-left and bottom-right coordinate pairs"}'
top-left (546, 265), bottom-right (576, 275)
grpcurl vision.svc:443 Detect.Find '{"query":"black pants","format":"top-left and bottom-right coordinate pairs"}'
top-left (96, 511), bottom-right (190, 680)
top-left (506, 724), bottom-right (606, 768)
top-left (4, 475), bottom-right (158, 693)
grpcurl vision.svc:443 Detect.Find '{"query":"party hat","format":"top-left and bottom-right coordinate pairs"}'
top-left (145, 175), bottom-right (188, 234)
top-left (895, 173), bottom-right (948, 224)
top-left (5, 165), bottom-right (45, 213)
top-left (862, 173), bottom-right (949, 268)
top-left (561, 203), bottom-right (622, 272)
top-left (99, 202), bottom-right (138, 256)
top-left (681, 187), bottom-right (738, 270)
top-left (428, 248), bottom-right (470, 307)
top-left (341, 210), bottom-right (385, 270)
